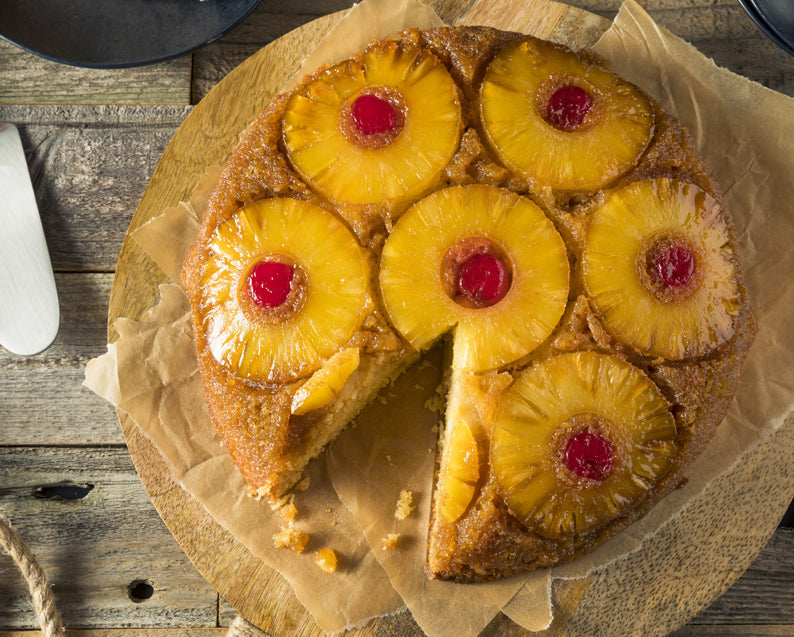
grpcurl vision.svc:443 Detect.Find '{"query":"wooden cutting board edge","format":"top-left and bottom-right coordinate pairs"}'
top-left (108, 1), bottom-right (794, 635)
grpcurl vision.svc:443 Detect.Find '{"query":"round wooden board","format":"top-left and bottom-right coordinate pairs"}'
top-left (109, 1), bottom-right (794, 635)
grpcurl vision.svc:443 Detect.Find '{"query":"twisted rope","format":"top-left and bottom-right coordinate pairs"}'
top-left (0, 513), bottom-right (64, 637)
top-left (0, 511), bottom-right (265, 637)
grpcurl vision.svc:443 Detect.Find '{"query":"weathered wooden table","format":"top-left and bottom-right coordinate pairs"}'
top-left (1, 1), bottom-right (792, 635)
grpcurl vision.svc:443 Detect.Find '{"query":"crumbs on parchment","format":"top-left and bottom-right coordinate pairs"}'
top-left (394, 490), bottom-right (414, 520)
top-left (315, 548), bottom-right (339, 573)
top-left (272, 522), bottom-right (309, 553)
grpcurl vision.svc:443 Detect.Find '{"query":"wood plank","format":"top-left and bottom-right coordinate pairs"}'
top-left (647, 3), bottom-right (769, 41)
top-left (0, 628), bottom-right (229, 637)
top-left (0, 632), bottom-right (228, 637)
top-left (0, 447), bottom-right (218, 629)
top-left (0, 105), bottom-right (190, 272)
top-left (191, 1), bottom-right (356, 103)
top-left (686, 38), bottom-right (794, 96)
top-left (0, 363), bottom-right (122, 445)
top-left (689, 527), bottom-right (794, 625)
top-left (0, 40), bottom-right (191, 106)
top-left (636, 7), bottom-right (794, 96)
top-left (673, 626), bottom-right (794, 636)
top-left (0, 273), bottom-right (123, 446)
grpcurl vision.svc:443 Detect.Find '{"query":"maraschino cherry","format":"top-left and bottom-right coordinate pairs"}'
top-left (547, 85), bottom-right (593, 131)
top-left (563, 430), bottom-right (614, 481)
top-left (650, 244), bottom-right (696, 289)
top-left (247, 261), bottom-right (294, 308)
top-left (351, 93), bottom-right (399, 136)
top-left (456, 253), bottom-right (510, 307)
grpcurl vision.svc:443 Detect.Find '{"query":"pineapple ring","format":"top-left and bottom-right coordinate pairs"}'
top-left (582, 178), bottom-right (740, 360)
top-left (199, 198), bottom-right (368, 383)
top-left (282, 39), bottom-right (462, 204)
top-left (379, 184), bottom-right (569, 372)
top-left (491, 351), bottom-right (677, 539)
top-left (479, 38), bottom-right (654, 191)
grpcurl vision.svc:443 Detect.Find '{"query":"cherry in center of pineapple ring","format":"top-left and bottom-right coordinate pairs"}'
top-left (563, 430), bottom-right (614, 481)
top-left (351, 93), bottom-right (399, 136)
top-left (650, 244), bottom-right (696, 288)
top-left (456, 253), bottom-right (510, 306)
top-left (546, 85), bottom-right (593, 131)
top-left (247, 260), bottom-right (294, 308)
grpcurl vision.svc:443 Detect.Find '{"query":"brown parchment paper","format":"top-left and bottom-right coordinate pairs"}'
top-left (84, 0), bottom-right (794, 635)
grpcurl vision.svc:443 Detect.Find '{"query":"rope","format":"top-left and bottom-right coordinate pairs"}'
top-left (0, 513), bottom-right (64, 637)
top-left (0, 511), bottom-right (263, 637)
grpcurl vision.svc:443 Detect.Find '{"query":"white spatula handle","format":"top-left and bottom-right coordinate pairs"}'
top-left (0, 124), bottom-right (59, 355)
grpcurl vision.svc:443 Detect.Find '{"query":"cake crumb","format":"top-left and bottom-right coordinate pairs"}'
top-left (270, 492), bottom-right (294, 510)
top-left (271, 493), bottom-right (298, 520)
top-left (272, 522), bottom-right (309, 553)
top-left (295, 476), bottom-right (310, 492)
top-left (315, 548), bottom-right (338, 573)
top-left (424, 393), bottom-right (445, 414)
top-left (252, 486), bottom-right (269, 501)
top-left (394, 490), bottom-right (414, 520)
top-left (381, 533), bottom-right (400, 550)
top-left (280, 501), bottom-right (299, 522)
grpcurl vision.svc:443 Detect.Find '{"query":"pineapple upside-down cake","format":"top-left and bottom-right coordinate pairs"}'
top-left (181, 27), bottom-right (755, 582)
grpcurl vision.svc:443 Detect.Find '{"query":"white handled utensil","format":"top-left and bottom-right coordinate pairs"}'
top-left (0, 123), bottom-right (59, 355)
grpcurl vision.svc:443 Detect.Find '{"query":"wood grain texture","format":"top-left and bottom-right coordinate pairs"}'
top-left (688, 526), bottom-right (794, 626)
top-left (1, 106), bottom-right (189, 272)
top-left (0, 632), bottom-right (228, 637)
top-left (0, 40), bottom-right (191, 106)
top-left (0, 0), bottom-right (792, 635)
top-left (0, 447), bottom-right (218, 629)
top-left (0, 632), bottom-right (229, 637)
top-left (0, 273), bottom-right (123, 446)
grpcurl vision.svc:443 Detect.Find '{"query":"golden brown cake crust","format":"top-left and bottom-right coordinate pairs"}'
top-left (182, 25), bottom-right (756, 581)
